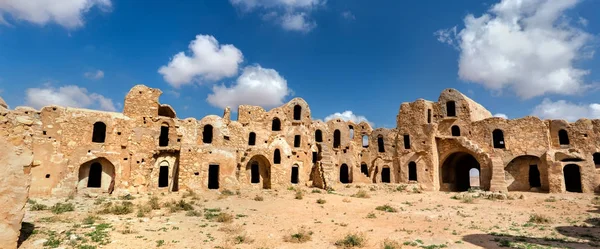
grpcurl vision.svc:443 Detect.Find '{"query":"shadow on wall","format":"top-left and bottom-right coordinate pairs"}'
top-left (17, 222), bottom-right (34, 247)
top-left (463, 196), bottom-right (600, 248)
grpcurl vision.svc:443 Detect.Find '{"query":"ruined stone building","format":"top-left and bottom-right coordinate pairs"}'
top-left (2, 85), bottom-right (600, 201)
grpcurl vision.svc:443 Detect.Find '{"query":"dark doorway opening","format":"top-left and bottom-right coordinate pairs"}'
top-left (248, 132), bottom-right (256, 146)
top-left (447, 101), bottom-right (456, 117)
top-left (274, 149), bottom-right (281, 164)
top-left (159, 124), bottom-right (169, 147)
top-left (203, 125), bottom-right (213, 144)
top-left (451, 125), bottom-right (460, 136)
top-left (442, 152), bottom-right (481, 191)
top-left (333, 130), bottom-right (341, 148)
top-left (558, 129), bottom-right (569, 145)
top-left (492, 129), bottom-right (505, 149)
top-left (272, 118), bottom-right (281, 131)
top-left (87, 162), bottom-right (102, 188)
top-left (377, 136), bottom-right (385, 152)
top-left (529, 165), bottom-right (541, 188)
top-left (291, 165), bottom-right (299, 184)
top-left (208, 164), bottom-right (219, 189)
top-left (315, 130), bottom-right (323, 142)
top-left (340, 164), bottom-right (350, 183)
top-left (594, 153), bottom-right (600, 168)
top-left (427, 109), bottom-right (432, 123)
top-left (250, 162), bottom-right (260, 183)
top-left (294, 135), bottom-right (301, 147)
top-left (360, 163), bottom-right (369, 177)
top-left (158, 165), bottom-right (169, 188)
top-left (92, 122), bottom-right (106, 143)
top-left (312, 152), bottom-right (318, 163)
top-left (293, 105), bottom-right (301, 120)
top-left (563, 164), bottom-right (581, 193)
top-left (403, 135), bottom-right (410, 149)
top-left (408, 161), bottom-right (417, 181)
top-left (381, 167), bottom-right (391, 183)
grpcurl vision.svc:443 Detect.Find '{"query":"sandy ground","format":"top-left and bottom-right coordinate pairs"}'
top-left (18, 184), bottom-right (600, 249)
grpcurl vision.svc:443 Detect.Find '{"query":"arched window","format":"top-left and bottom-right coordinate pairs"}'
top-left (203, 125), bottom-right (213, 144)
top-left (427, 109), bottom-right (432, 123)
top-left (377, 135), bottom-right (385, 153)
top-left (446, 101), bottom-right (456, 117)
top-left (451, 125), bottom-right (460, 136)
top-left (92, 122), bottom-right (106, 143)
top-left (492, 129), bottom-right (505, 149)
top-left (248, 132), bottom-right (256, 146)
top-left (158, 161), bottom-right (169, 188)
top-left (558, 129), bottom-right (569, 145)
top-left (340, 164), bottom-right (350, 183)
top-left (274, 149), bottom-right (281, 164)
top-left (293, 105), bottom-right (302, 120)
top-left (272, 118), bottom-right (281, 131)
top-left (333, 129), bottom-right (341, 148)
top-left (159, 123), bottom-right (169, 147)
top-left (594, 153), bottom-right (600, 168)
top-left (349, 125), bottom-right (354, 139)
top-left (362, 135), bottom-right (369, 148)
top-left (315, 130), bottom-right (323, 142)
top-left (408, 161), bottom-right (417, 181)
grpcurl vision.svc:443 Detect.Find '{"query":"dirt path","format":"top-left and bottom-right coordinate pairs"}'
top-left (19, 184), bottom-right (600, 249)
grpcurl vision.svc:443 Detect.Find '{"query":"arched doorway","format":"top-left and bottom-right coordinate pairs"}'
top-left (78, 158), bottom-right (116, 193)
top-left (441, 152), bottom-right (481, 191)
top-left (381, 166), bottom-right (391, 183)
top-left (505, 155), bottom-right (543, 191)
top-left (246, 155), bottom-right (272, 189)
top-left (563, 164), bottom-right (582, 193)
top-left (340, 164), bottom-right (350, 183)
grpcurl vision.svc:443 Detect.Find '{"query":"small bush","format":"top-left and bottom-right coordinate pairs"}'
top-left (164, 199), bottom-right (194, 213)
top-left (216, 213), bottom-right (234, 223)
top-left (99, 201), bottom-right (134, 215)
top-left (461, 195), bottom-right (475, 204)
top-left (83, 215), bottom-right (99, 225)
top-left (375, 204), bottom-right (397, 213)
top-left (254, 195), bottom-right (264, 201)
top-left (118, 194), bottom-right (135, 200)
top-left (186, 210), bottom-right (202, 217)
top-left (295, 190), bottom-right (304, 200)
top-left (351, 190), bottom-right (370, 198)
top-left (529, 214), bottom-right (552, 224)
top-left (30, 203), bottom-right (48, 211)
top-left (137, 204), bottom-right (152, 217)
top-left (221, 189), bottom-right (235, 196)
top-left (51, 202), bottom-right (75, 214)
top-left (396, 185), bottom-right (407, 191)
top-left (148, 196), bottom-right (161, 210)
top-left (383, 239), bottom-right (401, 249)
top-left (335, 233), bottom-right (366, 248)
top-left (311, 189), bottom-right (322, 194)
top-left (544, 196), bottom-right (556, 202)
top-left (284, 228), bottom-right (313, 243)
top-left (232, 233), bottom-right (254, 244)
top-left (316, 199), bottom-right (326, 204)
top-left (366, 212), bottom-right (376, 219)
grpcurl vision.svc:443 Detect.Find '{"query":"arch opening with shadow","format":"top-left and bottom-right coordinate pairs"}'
top-left (563, 164), bottom-right (582, 193)
top-left (340, 164), bottom-right (350, 184)
top-left (441, 152), bottom-right (481, 192)
top-left (246, 155), bottom-right (272, 189)
top-left (78, 158), bottom-right (115, 194)
top-left (505, 155), bottom-right (544, 191)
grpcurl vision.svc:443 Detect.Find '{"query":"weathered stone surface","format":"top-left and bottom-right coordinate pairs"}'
top-left (0, 117), bottom-right (33, 249)
top-left (0, 96), bottom-right (7, 109)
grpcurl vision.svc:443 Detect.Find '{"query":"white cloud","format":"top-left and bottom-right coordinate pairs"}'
top-left (324, 111), bottom-right (372, 126)
top-left (531, 98), bottom-right (600, 121)
top-left (0, 0), bottom-right (111, 29)
top-left (341, 11), bottom-right (355, 20)
top-left (84, 70), bottom-right (104, 80)
top-left (206, 65), bottom-right (291, 110)
top-left (493, 113), bottom-right (508, 119)
top-left (280, 12), bottom-right (315, 32)
top-left (230, 0), bottom-right (323, 33)
top-left (158, 35), bottom-right (244, 88)
top-left (435, 0), bottom-right (594, 99)
top-left (25, 85), bottom-right (117, 111)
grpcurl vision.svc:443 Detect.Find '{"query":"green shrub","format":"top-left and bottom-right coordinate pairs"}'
top-left (254, 195), bottom-right (264, 201)
top-left (316, 199), bottom-right (326, 204)
top-left (295, 190), bottom-right (304, 200)
top-left (528, 214), bottom-right (551, 224)
top-left (30, 203), bottom-right (48, 211)
top-left (375, 204), bottom-right (397, 213)
top-left (148, 196), bottom-right (161, 210)
top-left (284, 228), bottom-right (313, 243)
top-left (51, 202), bottom-right (75, 214)
top-left (351, 190), bottom-right (370, 198)
top-left (334, 233), bottom-right (365, 248)
top-left (383, 239), bottom-right (401, 249)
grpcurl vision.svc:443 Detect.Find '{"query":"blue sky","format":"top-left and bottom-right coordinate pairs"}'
top-left (0, 0), bottom-right (599, 128)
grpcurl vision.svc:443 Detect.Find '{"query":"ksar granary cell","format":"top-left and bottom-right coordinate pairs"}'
top-left (2, 85), bottom-right (600, 200)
